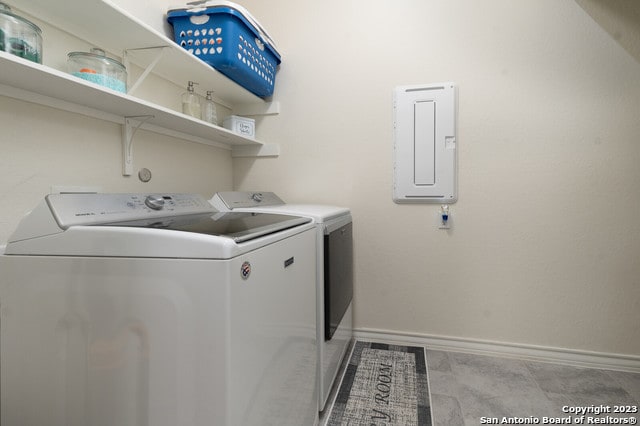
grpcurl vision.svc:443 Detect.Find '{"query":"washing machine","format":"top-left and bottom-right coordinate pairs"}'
top-left (0, 192), bottom-right (318, 426)
top-left (210, 191), bottom-right (353, 412)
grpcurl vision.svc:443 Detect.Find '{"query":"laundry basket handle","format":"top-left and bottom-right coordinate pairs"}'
top-left (185, 0), bottom-right (278, 51)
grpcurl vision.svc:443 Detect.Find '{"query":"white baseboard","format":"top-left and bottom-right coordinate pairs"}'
top-left (354, 328), bottom-right (640, 373)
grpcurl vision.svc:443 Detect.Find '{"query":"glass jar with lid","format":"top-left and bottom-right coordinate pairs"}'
top-left (67, 48), bottom-right (127, 93)
top-left (0, 2), bottom-right (42, 63)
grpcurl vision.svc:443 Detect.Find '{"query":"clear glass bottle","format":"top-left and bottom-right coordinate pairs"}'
top-left (203, 90), bottom-right (218, 125)
top-left (182, 81), bottom-right (201, 119)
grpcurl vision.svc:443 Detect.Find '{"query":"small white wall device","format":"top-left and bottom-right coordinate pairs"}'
top-left (393, 83), bottom-right (457, 203)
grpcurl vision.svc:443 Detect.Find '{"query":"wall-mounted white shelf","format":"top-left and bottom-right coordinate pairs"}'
top-left (2, 0), bottom-right (280, 174)
top-left (14, 0), bottom-right (268, 109)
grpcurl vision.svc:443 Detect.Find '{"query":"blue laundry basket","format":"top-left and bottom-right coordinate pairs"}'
top-left (167, 3), bottom-right (281, 98)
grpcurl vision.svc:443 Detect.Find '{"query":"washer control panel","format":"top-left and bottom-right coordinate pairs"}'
top-left (46, 193), bottom-right (215, 228)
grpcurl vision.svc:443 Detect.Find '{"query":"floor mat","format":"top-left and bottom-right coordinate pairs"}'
top-left (327, 341), bottom-right (432, 425)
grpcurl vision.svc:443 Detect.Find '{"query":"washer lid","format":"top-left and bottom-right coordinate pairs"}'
top-left (5, 193), bottom-right (313, 258)
top-left (109, 211), bottom-right (311, 243)
top-left (10, 193), bottom-right (310, 243)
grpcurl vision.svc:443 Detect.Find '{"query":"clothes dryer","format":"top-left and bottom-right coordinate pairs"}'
top-left (0, 193), bottom-right (318, 426)
top-left (210, 191), bottom-right (353, 411)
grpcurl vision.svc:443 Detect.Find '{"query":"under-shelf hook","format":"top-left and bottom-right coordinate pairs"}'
top-left (122, 115), bottom-right (154, 176)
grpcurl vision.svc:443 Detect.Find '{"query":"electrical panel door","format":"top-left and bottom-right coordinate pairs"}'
top-left (393, 83), bottom-right (457, 203)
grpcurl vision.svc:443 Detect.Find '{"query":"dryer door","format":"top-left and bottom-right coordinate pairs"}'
top-left (323, 221), bottom-right (353, 341)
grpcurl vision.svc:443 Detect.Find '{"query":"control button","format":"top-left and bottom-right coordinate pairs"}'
top-left (251, 193), bottom-right (263, 202)
top-left (144, 195), bottom-right (165, 210)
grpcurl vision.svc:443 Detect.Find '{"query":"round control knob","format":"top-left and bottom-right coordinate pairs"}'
top-left (251, 193), bottom-right (263, 202)
top-left (144, 195), bottom-right (165, 210)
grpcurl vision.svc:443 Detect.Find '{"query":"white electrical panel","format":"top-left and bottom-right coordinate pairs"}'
top-left (393, 83), bottom-right (457, 203)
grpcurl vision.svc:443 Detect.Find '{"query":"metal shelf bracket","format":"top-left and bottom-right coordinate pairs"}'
top-left (123, 46), bottom-right (168, 95)
top-left (122, 115), bottom-right (154, 176)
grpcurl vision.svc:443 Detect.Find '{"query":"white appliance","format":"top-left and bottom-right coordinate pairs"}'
top-left (210, 192), bottom-right (353, 412)
top-left (0, 193), bottom-right (318, 426)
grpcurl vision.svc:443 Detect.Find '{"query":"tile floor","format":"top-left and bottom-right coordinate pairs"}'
top-left (323, 345), bottom-right (640, 426)
top-left (427, 349), bottom-right (640, 425)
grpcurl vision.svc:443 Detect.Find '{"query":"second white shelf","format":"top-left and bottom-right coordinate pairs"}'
top-left (0, 52), bottom-right (279, 163)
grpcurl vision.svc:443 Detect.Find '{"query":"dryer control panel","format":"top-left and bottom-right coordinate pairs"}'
top-left (46, 193), bottom-right (215, 228)
top-left (210, 191), bottom-right (285, 210)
